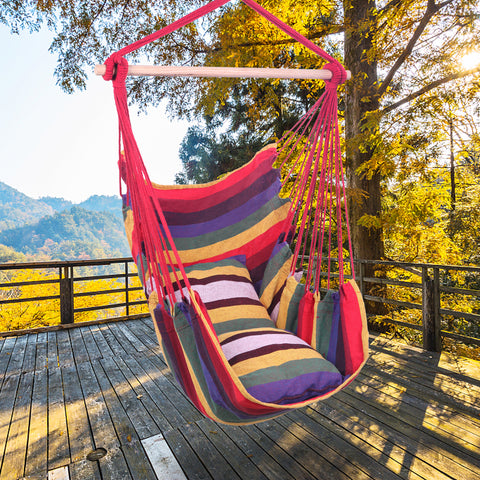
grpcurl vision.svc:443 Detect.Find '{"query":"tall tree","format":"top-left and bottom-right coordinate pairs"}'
top-left (2, 0), bottom-right (479, 260)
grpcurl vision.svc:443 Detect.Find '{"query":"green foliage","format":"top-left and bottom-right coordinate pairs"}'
top-left (39, 196), bottom-right (73, 212)
top-left (0, 181), bottom-right (54, 231)
top-left (77, 195), bottom-right (123, 219)
top-left (175, 126), bottom-right (265, 184)
top-left (0, 206), bottom-right (130, 260)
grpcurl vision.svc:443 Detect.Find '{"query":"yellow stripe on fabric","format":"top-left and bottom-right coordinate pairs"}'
top-left (233, 348), bottom-right (322, 377)
top-left (259, 255), bottom-right (292, 310)
top-left (151, 144), bottom-right (277, 191)
top-left (349, 279), bottom-right (370, 360)
top-left (166, 202), bottom-right (291, 264)
top-left (310, 292), bottom-right (320, 349)
top-left (276, 276), bottom-right (301, 330)
top-left (209, 304), bottom-right (272, 324)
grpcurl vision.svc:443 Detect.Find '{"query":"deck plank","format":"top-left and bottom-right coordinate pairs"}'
top-left (0, 370), bottom-right (33, 480)
top-left (25, 368), bottom-right (48, 478)
top-left (0, 336), bottom-right (16, 387)
top-left (1, 322), bottom-right (479, 480)
top-left (337, 388), bottom-right (480, 480)
top-left (178, 422), bottom-right (241, 480)
top-left (196, 418), bottom-right (269, 480)
top-left (62, 363), bottom-right (95, 463)
top-left (47, 364), bottom-right (70, 470)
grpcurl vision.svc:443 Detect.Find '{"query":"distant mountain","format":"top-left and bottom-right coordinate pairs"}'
top-left (39, 196), bottom-right (73, 212)
top-left (0, 206), bottom-right (130, 261)
top-left (40, 194), bottom-right (122, 218)
top-left (78, 195), bottom-right (123, 219)
top-left (0, 182), bottom-right (54, 230)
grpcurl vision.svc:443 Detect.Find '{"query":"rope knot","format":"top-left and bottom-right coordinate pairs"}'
top-left (323, 61), bottom-right (348, 88)
top-left (102, 54), bottom-right (129, 84)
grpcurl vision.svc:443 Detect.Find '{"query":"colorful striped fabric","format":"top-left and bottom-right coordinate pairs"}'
top-left (169, 257), bottom-right (274, 336)
top-left (146, 144), bottom-right (289, 289)
top-left (123, 146), bottom-right (369, 425)
top-left (220, 327), bottom-right (343, 404)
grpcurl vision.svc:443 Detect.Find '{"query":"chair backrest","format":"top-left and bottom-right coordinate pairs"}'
top-left (123, 145), bottom-right (291, 290)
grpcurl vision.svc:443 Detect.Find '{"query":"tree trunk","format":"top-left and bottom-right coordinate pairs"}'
top-left (343, 0), bottom-right (384, 262)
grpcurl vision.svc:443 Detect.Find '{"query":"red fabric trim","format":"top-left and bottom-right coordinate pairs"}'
top-left (297, 291), bottom-right (315, 344)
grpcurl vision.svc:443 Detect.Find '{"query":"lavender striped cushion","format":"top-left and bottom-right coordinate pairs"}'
top-left (220, 327), bottom-right (343, 404)
top-left (172, 257), bottom-right (274, 336)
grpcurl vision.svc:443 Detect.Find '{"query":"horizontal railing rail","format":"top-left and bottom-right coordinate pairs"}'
top-left (0, 257), bottom-right (479, 352)
top-left (0, 257), bottom-right (149, 335)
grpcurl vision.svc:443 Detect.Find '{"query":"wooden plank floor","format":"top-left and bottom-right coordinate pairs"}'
top-left (0, 318), bottom-right (479, 480)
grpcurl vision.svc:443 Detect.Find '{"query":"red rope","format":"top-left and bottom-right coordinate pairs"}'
top-left (102, 0), bottom-right (352, 301)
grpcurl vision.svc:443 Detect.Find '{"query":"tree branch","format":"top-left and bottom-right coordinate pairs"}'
top-left (162, 25), bottom-right (345, 57)
top-left (381, 65), bottom-right (480, 114)
top-left (378, 0), bottom-right (455, 98)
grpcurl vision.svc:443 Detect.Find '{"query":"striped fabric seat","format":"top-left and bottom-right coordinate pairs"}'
top-left (123, 145), bottom-right (369, 425)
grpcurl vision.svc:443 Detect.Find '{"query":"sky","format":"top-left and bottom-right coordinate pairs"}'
top-left (0, 26), bottom-right (190, 203)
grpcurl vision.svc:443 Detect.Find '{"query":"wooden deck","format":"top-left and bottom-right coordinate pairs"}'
top-left (0, 318), bottom-right (479, 480)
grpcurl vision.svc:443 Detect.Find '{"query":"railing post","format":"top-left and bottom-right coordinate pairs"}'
top-left (422, 266), bottom-right (441, 352)
top-left (358, 260), bottom-right (365, 297)
top-left (60, 266), bottom-right (74, 324)
top-left (125, 261), bottom-right (130, 316)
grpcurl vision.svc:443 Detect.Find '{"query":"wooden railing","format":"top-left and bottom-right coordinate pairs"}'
top-left (0, 257), bottom-right (479, 352)
top-left (0, 257), bottom-right (149, 335)
top-left (354, 259), bottom-right (480, 352)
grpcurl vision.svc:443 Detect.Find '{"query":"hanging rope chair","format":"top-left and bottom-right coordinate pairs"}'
top-left (100, 0), bottom-right (369, 425)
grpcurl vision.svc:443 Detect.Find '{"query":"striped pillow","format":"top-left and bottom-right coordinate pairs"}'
top-left (172, 257), bottom-right (274, 336)
top-left (219, 327), bottom-right (343, 404)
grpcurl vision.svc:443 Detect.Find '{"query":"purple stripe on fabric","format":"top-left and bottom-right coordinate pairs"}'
top-left (167, 179), bottom-right (281, 237)
top-left (205, 297), bottom-right (263, 310)
top-left (246, 370), bottom-right (343, 405)
top-left (163, 169), bottom-right (280, 226)
top-left (220, 328), bottom-right (291, 346)
top-left (229, 343), bottom-right (309, 367)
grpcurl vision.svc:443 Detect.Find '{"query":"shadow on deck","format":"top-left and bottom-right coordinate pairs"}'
top-left (0, 318), bottom-right (479, 480)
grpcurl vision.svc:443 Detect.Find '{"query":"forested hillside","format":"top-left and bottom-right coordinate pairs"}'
top-left (0, 207), bottom-right (129, 260)
top-left (0, 182), bottom-right (54, 230)
top-left (0, 182), bottom-right (127, 261)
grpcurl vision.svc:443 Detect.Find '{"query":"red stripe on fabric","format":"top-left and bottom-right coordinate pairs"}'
top-left (297, 291), bottom-right (315, 344)
top-left (153, 148), bottom-right (276, 207)
top-left (339, 282), bottom-right (367, 375)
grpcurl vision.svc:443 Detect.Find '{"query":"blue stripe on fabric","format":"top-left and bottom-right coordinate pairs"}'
top-left (326, 292), bottom-right (341, 364)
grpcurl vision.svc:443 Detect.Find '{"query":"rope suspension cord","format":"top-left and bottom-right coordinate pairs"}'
top-left (102, 0), bottom-right (352, 308)
top-left (95, 0), bottom-right (350, 81)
